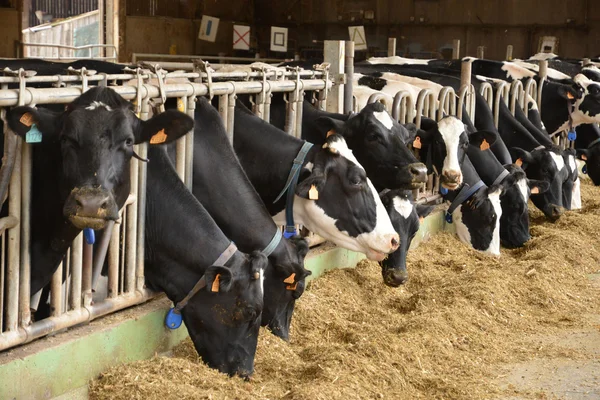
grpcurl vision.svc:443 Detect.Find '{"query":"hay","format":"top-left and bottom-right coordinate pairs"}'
top-left (90, 181), bottom-right (600, 400)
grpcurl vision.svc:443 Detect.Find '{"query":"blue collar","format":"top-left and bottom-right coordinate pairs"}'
top-left (273, 141), bottom-right (314, 239)
top-left (262, 229), bottom-right (282, 257)
top-left (491, 169), bottom-right (510, 187)
top-left (446, 180), bottom-right (486, 223)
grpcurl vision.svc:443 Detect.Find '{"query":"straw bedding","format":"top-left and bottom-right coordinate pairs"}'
top-left (90, 180), bottom-right (600, 400)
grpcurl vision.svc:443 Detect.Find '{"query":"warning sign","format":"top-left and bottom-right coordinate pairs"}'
top-left (198, 15), bottom-right (219, 42)
top-left (233, 25), bottom-right (251, 50)
top-left (348, 26), bottom-right (367, 51)
top-left (270, 26), bottom-right (288, 52)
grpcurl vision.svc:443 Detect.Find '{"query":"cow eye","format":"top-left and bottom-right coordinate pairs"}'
top-left (367, 132), bottom-right (379, 142)
top-left (125, 138), bottom-right (134, 146)
top-left (350, 176), bottom-right (363, 186)
top-left (589, 85), bottom-right (600, 96)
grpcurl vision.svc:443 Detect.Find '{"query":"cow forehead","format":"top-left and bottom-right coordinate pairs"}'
top-left (372, 110), bottom-right (394, 129)
top-left (437, 117), bottom-right (465, 142)
top-left (392, 196), bottom-right (414, 219)
top-left (549, 152), bottom-right (565, 171)
top-left (323, 136), bottom-right (364, 171)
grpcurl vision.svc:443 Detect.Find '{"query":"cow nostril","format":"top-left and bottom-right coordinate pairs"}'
top-left (100, 200), bottom-right (109, 210)
top-left (75, 199), bottom-right (83, 208)
top-left (391, 237), bottom-right (399, 247)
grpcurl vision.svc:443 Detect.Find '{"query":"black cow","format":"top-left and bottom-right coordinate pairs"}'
top-left (231, 102), bottom-right (400, 262)
top-left (266, 98), bottom-right (428, 191)
top-left (174, 97), bottom-right (311, 340)
top-left (379, 190), bottom-right (433, 286)
top-left (575, 123), bottom-right (600, 185)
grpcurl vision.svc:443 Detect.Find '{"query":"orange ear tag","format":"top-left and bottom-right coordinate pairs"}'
top-left (581, 154), bottom-right (588, 161)
top-left (211, 273), bottom-right (221, 292)
top-left (567, 92), bottom-right (575, 100)
top-left (480, 139), bottom-right (490, 151)
top-left (283, 273), bottom-right (296, 284)
top-left (412, 137), bottom-right (422, 149)
top-left (530, 187), bottom-right (540, 194)
top-left (177, 98), bottom-right (186, 112)
top-left (20, 113), bottom-right (34, 127)
top-left (309, 185), bottom-right (319, 200)
top-left (326, 129), bottom-right (335, 138)
top-left (150, 129), bottom-right (168, 144)
top-left (515, 158), bottom-right (523, 167)
top-left (419, 217), bottom-right (425, 224)
top-left (286, 282), bottom-right (298, 291)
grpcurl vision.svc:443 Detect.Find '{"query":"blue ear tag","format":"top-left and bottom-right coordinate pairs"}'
top-left (83, 228), bottom-right (95, 245)
top-left (440, 186), bottom-right (449, 195)
top-left (445, 212), bottom-right (453, 224)
top-left (567, 130), bottom-right (577, 141)
top-left (582, 164), bottom-right (588, 175)
top-left (25, 124), bottom-right (43, 143)
top-left (165, 308), bottom-right (183, 329)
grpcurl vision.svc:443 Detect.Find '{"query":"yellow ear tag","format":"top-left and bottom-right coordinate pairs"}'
top-left (480, 139), bottom-right (490, 151)
top-left (515, 158), bottom-right (523, 167)
top-left (283, 273), bottom-right (296, 284)
top-left (530, 187), bottom-right (540, 194)
top-left (567, 92), bottom-right (575, 100)
top-left (177, 98), bottom-right (186, 112)
top-left (150, 129), bottom-right (168, 144)
top-left (419, 217), bottom-right (424, 224)
top-left (309, 185), bottom-right (319, 200)
top-left (581, 154), bottom-right (588, 161)
top-left (20, 113), bottom-right (34, 127)
top-left (412, 137), bottom-right (422, 149)
top-left (326, 129), bottom-right (335, 138)
top-left (211, 273), bottom-right (221, 292)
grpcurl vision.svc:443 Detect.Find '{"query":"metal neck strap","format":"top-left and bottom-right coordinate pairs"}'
top-left (492, 169), bottom-right (510, 186)
top-left (447, 180), bottom-right (486, 215)
top-left (262, 229), bottom-right (282, 257)
top-left (588, 137), bottom-right (600, 149)
top-left (173, 241), bottom-right (237, 312)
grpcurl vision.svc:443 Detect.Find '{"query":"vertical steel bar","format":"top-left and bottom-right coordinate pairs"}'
top-left (5, 139), bottom-right (22, 331)
top-left (1, 232), bottom-right (5, 331)
top-left (175, 97), bottom-right (187, 182)
top-left (537, 60), bottom-right (548, 113)
top-left (69, 233), bottom-right (83, 311)
top-left (264, 92), bottom-right (272, 123)
top-left (107, 221), bottom-right (119, 299)
top-left (19, 141), bottom-right (31, 326)
top-left (50, 261), bottom-right (63, 317)
top-left (452, 39), bottom-right (461, 60)
top-left (226, 93), bottom-right (236, 144)
top-left (91, 221), bottom-right (115, 291)
top-left (506, 45), bottom-right (513, 61)
top-left (344, 41), bottom-right (354, 115)
top-left (82, 242), bottom-right (93, 308)
top-left (136, 99), bottom-right (149, 294)
top-left (324, 40), bottom-right (345, 113)
top-left (388, 38), bottom-right (397, 57)
top-left (218, 94), bottom-right (228, 125)
top-left (185, 96), bottom-right (196, 189)
top-left (477, 46), bottom-right (485, 59)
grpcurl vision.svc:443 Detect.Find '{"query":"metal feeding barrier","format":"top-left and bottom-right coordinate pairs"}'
top-left (0, 50), bottom-right (332, 352)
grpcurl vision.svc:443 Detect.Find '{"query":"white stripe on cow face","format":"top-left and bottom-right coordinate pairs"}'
top-left (485, 189), bottom-right (503, 256)
top-left (373, 110), bottom-right (394, 130)
top-left (393, 196), bottom-right (414, 219)
top-left (85, 101), bottom-right (113, 111)
top-left (259, 268), bottom-right (265, 296)
top-left (304, 162), bottom-right (314, 172)
top-left (549, 152), bottom-right (565, 171)
top-left (437, 117), bottom-right (465, 179)
top-left (517, 178), bottom-right (529, 203)
top-left (571, 177), bottom-right (582, 210)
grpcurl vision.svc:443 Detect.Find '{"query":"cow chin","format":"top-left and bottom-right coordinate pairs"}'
top-left (69, 215), bottom-right (110, 230)
top-left (366, 249), bottom-right (387, 262)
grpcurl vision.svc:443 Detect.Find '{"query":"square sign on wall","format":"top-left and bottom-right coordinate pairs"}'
top-left (348, 26), bottom-right (367, 51)
top-left (270, 26), bottom-right (288, 52)
top-left (199, 15), bottom-right (219, 42)
top-left (233, 25), bottom-right (251, 50)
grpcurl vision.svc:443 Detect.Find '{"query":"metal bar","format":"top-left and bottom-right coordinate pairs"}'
top-left (50, 262), bottom-right (63, 317)
top-left (107, 220), bottom-right (119, 299)
top-left (69, 233), bottom-right (83, 311)
top-left (0, 232), bottom-right (4, 331)
top-left (19, 136), bottom-right (32, 326)
top-left (452, 39), bottom-right (461, 60)
top-left (324, 40), bottom-right (345, 113)
top-left (479, 82), bottom-right (494, 110)
top-left (415, 89), bottom-right (434, 128)
top-left (344, 41), bottom-right (354, 115)
top-left (91, 221), bottom-right (114, 291)
top-left (506, 45), bottom-right (513, 61)
top-left (185, 96), bottom-right (196, 189)
top-left (175, 97), bottom-right (187, 182)
top-left (392, 91), bottom-right (414, 123)
top-left (388, 38), bottom-right (397, 57)
top-left (477, 46), bottom-right (485, 59)
top-left (510, 80), bottom-right (524, 116)
top-left (537, 60), bottom-right (548, 113)
top-left (460, 59), bottom-right (473, 118)
top-left (285, 93), bottom-right (296, 136)
top-left (367, 92), bottom-right (389, 109)
top-left (136, 101), bottom-right (150, 294)
top-left (5, 139), bottom-right (22, 331)
top-left (82, 242), bottom-right (93, 308)
top-left (227, 93), bottom-right (236, 144)
top-left (131, 53), bottom-right (287, 63)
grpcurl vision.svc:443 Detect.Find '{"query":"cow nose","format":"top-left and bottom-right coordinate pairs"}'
top-left (383, 268), bottom-right (408, 287)
top-left (74, 194), bottom-right (110, 215)
top-left (443, 170), bottom-right (462, 183)
top-left (390, 235), bottom-right (400, 251)
top-left (408, 162), bottom-right (428, 183)
top-left (549, 204), bottom-right (565, 221)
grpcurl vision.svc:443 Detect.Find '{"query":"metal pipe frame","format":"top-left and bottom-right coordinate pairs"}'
top-left (510, 80), bottom-right (525, 116)
top-left (437, 87), bottom-right (457, 120)
top-left (175, 97), bottom-right (187, 182)
top-left (343, 42), bottom-right (355, 115)
top-left (537, 60), bottom-right (548, 113)
top-left (523, 78), bottom-right (538, 116)
top-left (5, 139), bottom-right (22, 331)
top-left (131, 53), bottom-right (286, 64)
top-left (479, 82), bottom-right (494, 111)
top-left (415, 89), bottom-right (437, 128)
top-left (457, 85), bottom-right (475, 120)
top-left (185, 96), bottom-right (196, 189)
top-left (391, 91), bottom-right (415, 124)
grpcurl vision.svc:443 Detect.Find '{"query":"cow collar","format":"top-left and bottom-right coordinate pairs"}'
top-left (492, 169), bottom-right (510, 186)
top-left (587, 137), bottom-right (600, 149)
top-left (445, 180), bottom-right (486, 223)
top-left (550, 101), bottom-right (577, 140)
top-left (273, 141), bottom-right (314, 238)
top-left (164, 241), bottom-right (238, 330)
top-left (262, 229), bottom-right (282, 257)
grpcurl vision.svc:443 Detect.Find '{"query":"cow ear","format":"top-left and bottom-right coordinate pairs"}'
top-left (557, 84), bottom-right (582, 101)
top-left (314, 117), bottom-right (346, 139)
top-left (576, 148), bottom-right (590, 161)
top-left (289, 236), bottom-right (310, 259)
top-left (134, 110), bottom-right (194, 145)
top-left (509, 147), bottom-right (534, 169)
top-left (419, 117), bottom-right (438, 132)
top-left (295, 173), bottom-right (325, 200)
top-left (7, 106), bottom-right (61, 140)
top-left (415, 204), bottom-right (434, 219)
top-left (403, 123), bottom-right (419, 142)
top-left (469, 130), bottom-right (498, 150)
top-left (204, 266), bottom-right (233, 293)
top-left (527, 179), bottom-right (550, 194)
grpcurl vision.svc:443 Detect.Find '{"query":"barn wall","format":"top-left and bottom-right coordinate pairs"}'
top-left (121, 0), bottom-right (600, 61)
top-left (0, 8), bottom-right (19, 57)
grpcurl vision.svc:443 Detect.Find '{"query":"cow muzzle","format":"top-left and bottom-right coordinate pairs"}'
top-left (547, 204), bottom-right (565, 221)
top-left (441, 169), bottom-right (462, 190)
top-left (408, 163), bottom-right (428, 185)
top-left (365, 233), bottom-right (400, 261)
top-left (382, 266), bottom-right (408, 287)
top-left (64, 187), bottom-right (119, 230)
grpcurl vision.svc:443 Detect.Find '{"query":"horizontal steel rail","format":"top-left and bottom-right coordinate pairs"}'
top-left (132, 53), bottom-right (287, 64)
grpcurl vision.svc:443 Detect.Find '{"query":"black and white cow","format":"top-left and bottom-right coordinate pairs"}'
top-left (175, 97), bottom-right (311, 341)
top-left (6, 87), bottom-right (265, 378)
top-left (266, 97), bottom-right (428, 191)
top-left (232, 102), bottom-right (400, 261)
top-left (379, 190), bottom-right (433, 286)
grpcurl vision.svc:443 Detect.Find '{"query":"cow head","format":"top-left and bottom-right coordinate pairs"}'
top-left (509, 146), bottom-right (567, 220)
top-left (7, 87), bottom-right (192, 230)
top-left (452, 184), bottom-right (503, 255)
top-left (379, 190), bottom-right (433, 286)
top-left (261, 236), bottom-right (311, 340)
top-left (314, 102), bottom-right (427, 190)
top-left (562, 149), bottom-right (581, 210)
top-left (183, 251), bottom-right (267, 378)
top-left (559, 74), bottom-right (600, 127)
top-left (417, 117), bottom-right (497, 190)
top-left (287, 134), bottom-right (400, 262)
top-left (496, 164), bottom-right (549, 248)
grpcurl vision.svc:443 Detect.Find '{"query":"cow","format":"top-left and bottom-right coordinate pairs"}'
top-left (231, 101), bottom-right (400, 262)
top-left (379, 190), bottom-right (433, 286)
top-left (6, 87), bottom-right (265, 378)
top-left (575, 123), bottom-right (600, 185)
top-left (263, 97), bottom-right (428, 191)
top-left (173, 97), bottom-right (311, 341)
top-left (416, 117), bottom-right (502, 254)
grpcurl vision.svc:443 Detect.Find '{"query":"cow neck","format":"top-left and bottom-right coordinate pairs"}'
top-left (575, 123), bottom-right (600, 148)
top-left (541, 81), bottom-right (572, 136)
top-left (514, 103), bottom-right (553, 145)
top-left (186, 100), bottom-right (284, 260)
top-left (466, 146), bottom-right (507, 187)
top-left (497, 101), bottom-right (542, 151)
